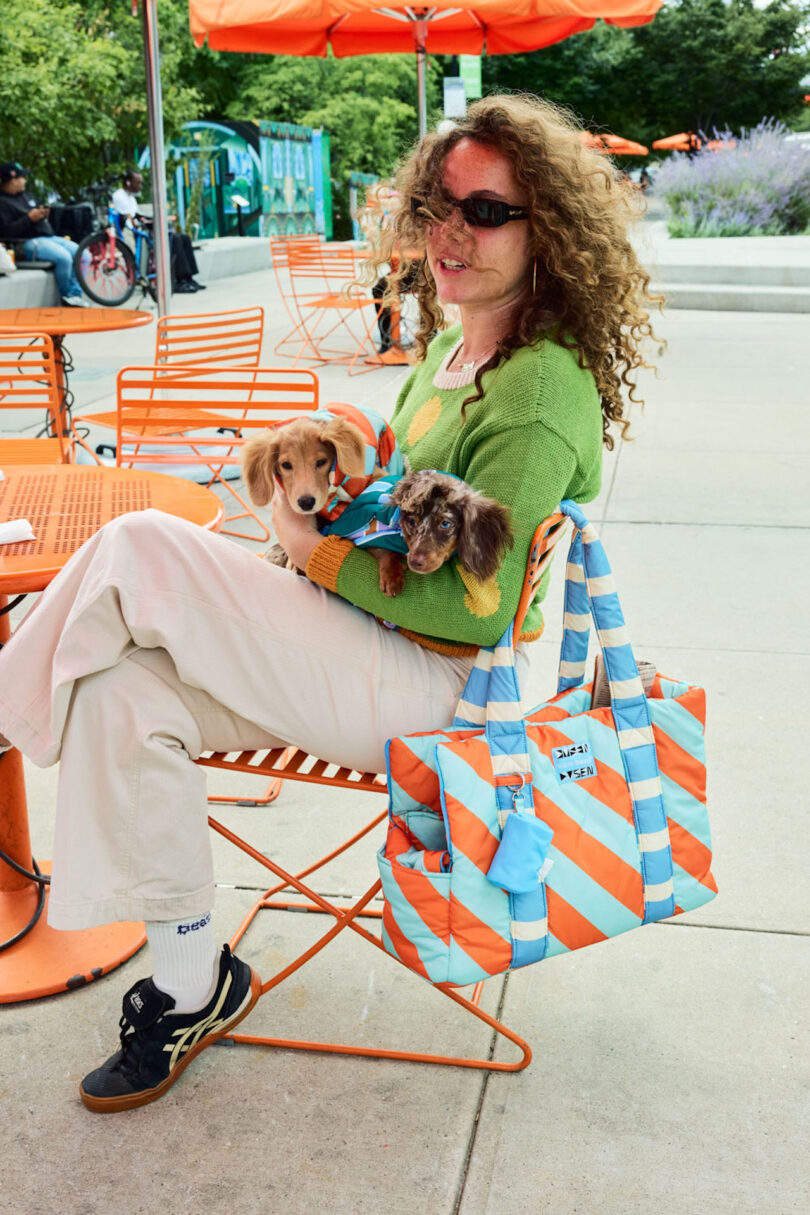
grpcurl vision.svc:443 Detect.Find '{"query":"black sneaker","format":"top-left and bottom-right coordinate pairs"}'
top-left (80, 944), bottom-right (261, 1113)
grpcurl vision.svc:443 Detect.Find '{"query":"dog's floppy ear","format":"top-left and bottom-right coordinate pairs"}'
top-left (241, 430), bottom-right (281, 506)
top-left (456, 493), bottom-right (514, 583)
top-left (321, 417), bottom-right (366, 477)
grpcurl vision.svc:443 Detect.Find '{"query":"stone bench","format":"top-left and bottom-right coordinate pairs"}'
top-left (0, 260), bottom-right (61, 309)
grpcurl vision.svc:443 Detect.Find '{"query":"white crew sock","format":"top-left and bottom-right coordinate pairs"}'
top-left (146, 914), bottom-right (219, 1013)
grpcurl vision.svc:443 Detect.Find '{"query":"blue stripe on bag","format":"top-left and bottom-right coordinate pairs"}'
top-left (558, 500), bottom-right (675, 923)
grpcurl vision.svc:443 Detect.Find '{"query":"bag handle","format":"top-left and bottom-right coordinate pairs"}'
top-left (555, 499), bottom-right (675, 922)
top-left (453, 619), bottom-right (531, 778)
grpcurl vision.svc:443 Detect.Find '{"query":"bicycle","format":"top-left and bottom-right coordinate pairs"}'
top-left (73, 202), bottom-right (157, 307)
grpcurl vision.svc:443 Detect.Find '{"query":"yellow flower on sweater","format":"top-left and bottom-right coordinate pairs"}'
top-left (407, 395), bottom-right (442, 445)
top-left (458, 565), bottom-right (501, 618)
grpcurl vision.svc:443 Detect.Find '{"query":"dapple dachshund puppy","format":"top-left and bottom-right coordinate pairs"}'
top-left (375, 469), bottom-right (513, 596)
top-left (241, 403), bottom-right (402, 574)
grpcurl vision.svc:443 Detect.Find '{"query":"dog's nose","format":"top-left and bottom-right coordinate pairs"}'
top-left (408, 552), bottom-right (427, 571)
top-left (297, 495), bottom-right (316, 512)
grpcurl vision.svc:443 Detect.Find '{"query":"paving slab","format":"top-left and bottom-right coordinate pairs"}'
top-left (607, 446), bottom-right (810, 527)
top-left (596, 521), bottom-right (810, 656)
top-left (1, 886), bottom-right (502, 1215)
top-left (458, 925), bottom-right (810, 1215)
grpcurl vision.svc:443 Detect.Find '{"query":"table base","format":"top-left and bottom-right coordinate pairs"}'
top-left (0, 869), bottom-right (145, 1004)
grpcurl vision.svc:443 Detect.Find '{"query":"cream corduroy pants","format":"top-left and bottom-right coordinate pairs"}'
top-left (0, 510), bottom-right (518, 930)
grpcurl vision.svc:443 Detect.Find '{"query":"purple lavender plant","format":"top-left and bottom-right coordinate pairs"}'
top-left (655, 120), bottom-right (810, 237)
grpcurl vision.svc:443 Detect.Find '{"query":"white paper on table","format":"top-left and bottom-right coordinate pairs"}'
top-left (0, 469), bottom-right (5, 480)
top-left (0, 518), bottom-right (35, 545)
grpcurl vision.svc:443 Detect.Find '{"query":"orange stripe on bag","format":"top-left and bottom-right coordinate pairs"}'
top-left (667, 819), bottom-right (717, 891)
top-left (680, 686), bottom-right (707, 728)
top-left (385, 821), bottom-right (415, 861)
top-left (388, 740), bottom-right (442, 809)
top-left (653, 724), bottom-right (707, 804)
top-left (455, 736), bottom-right (501, 784)
top-left (546, 886), bottom-right (609, 952)
top-left (533, 792), bottom-right (644, 916)
top-left (391, 864), bottom-right (451, 946)
top-left (421, 850), bottom-right (450, 873)
top-left (449, 893), bottom-right (512, 975)
top-left (526, 705), bottom-right (573, 725)
top-left (382, 903), bottom-right (432, 981)
top-left (443, 791), bottom-right (500, 875)
top-left (529, 720), bottom-right (636, 825)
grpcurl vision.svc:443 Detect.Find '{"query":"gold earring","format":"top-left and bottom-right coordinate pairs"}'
top-left (532, 259), bottom-right (537, 294)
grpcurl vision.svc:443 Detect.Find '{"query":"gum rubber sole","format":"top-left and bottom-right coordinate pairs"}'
top-left (79, 969), bottom-right (262, 1113)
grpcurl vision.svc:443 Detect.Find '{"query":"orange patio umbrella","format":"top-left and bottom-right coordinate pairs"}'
top-left (581, 131), bottom-right (648, 155)
top-left (190, 0), bottom-right (663, 135)
top-left (652, 132), bottom-right (702, 152)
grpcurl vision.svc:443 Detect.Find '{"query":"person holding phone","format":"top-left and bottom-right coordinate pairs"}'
top-left (0, 161), bottom-right (85, 305)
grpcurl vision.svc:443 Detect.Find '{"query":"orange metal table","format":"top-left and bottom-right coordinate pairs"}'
top-left (0, 308), bottom-right (153, 448)
top-left (0, 465), bottom-right (223, 1002)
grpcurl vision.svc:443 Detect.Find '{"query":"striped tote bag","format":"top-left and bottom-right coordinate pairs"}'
top-left (378, 499), bottom-right (717, 987)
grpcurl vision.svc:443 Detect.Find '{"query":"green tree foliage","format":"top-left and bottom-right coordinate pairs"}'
top-left (0, 0), bottom-right (200, 197)
top-left (484, 0), bottom-right (810, 142)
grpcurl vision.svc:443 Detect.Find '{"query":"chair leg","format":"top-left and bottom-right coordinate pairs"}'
top-left (207, 775), bottom-right (284, 807)
top-left (208, 814), bottom-right (532, 1072)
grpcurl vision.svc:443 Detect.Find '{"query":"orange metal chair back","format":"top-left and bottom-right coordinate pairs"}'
top-left (196, 512), bottom-right (572, 1072)
top-left (115, 363), bottom-right (318, 479)
top-left (154, 306), bottom-right (265, 369)
top-left (271, 235), bottom-right (337, 360)
top-left (285, 243), bottom-right (380, 373)
top-left (0, 333), bottom-right (69, 465)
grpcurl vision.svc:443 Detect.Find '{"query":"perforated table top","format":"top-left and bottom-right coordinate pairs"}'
top-left (0, 465), bottom-right (223, 593)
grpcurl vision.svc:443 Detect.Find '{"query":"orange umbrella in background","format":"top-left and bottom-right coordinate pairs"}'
top-left (652, 132), bottom-right (702, 152)
top-left (190, 0), bottom-right (663, 135)
top-left (581, 131), bottom-right (648, 155)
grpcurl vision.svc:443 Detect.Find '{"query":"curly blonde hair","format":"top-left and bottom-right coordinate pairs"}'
top-left (359, 94), bottom-right (663, 449)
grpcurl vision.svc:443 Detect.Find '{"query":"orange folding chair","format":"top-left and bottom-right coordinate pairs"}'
top-left (71, 308), bottom-right (269, 539)
top-left (113, 363), bottom-right (317, 540)
top-left (0, 333), bottom-right (73, 465)
top-left (153, 306), bottom-right (265, 370)
top-left (269, 236), bottom-right (324, 360)
top-left (194, 513), bottom-right (569, 1070)
top-left (283, 242), bottom-right (381, 374)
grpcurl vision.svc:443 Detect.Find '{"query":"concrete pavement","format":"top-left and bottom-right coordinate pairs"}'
top-left (1, 263), bottom-right (808, 1214)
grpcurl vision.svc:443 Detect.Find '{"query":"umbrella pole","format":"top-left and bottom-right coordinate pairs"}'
top-left (415, 20), bottom-right (427, 138)
top-left (141, 0), bottom-right (172, 315)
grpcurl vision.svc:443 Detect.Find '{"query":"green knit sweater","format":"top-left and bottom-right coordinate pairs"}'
top-left (305, 325), bottom-right (603, 654)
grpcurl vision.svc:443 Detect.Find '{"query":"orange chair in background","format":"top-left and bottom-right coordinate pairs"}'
top-left (269, 236), bottom-right (323, 360)
top-left (283, 242), bottom-right (381, 374)
top-left (194, 513), bottom-right (569, 1071)
top-left (153, 306), bottom-right (264, 370)
top-left (0, 333), bottom-right (73, 465)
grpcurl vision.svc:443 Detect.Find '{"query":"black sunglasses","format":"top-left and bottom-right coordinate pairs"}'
top-left (410, 194), bottom-right (529, 229)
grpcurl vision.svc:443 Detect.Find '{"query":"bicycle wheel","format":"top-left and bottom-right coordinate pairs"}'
top-left (74, 231), bottom-right (136, 306)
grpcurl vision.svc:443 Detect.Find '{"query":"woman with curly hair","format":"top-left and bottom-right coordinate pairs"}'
top-left (0, 94), bottom-right (658, 1113)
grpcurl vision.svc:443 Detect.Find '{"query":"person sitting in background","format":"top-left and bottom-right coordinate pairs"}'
top-left (0, 161), bottom-right (85, 305)
top-left (112, 170), bottom-right (206, 294)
